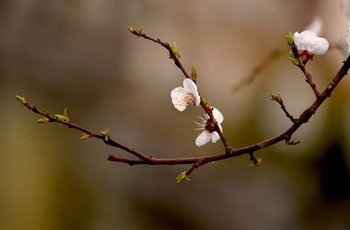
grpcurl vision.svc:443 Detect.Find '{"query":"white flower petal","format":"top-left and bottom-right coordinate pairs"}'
top-left (293, 31), bottom-right (315, 50)
top-left (347, 23), bottom-right (350, 53)
top-left (183, 78), bottom-right (196, 91)
top-left (210, 132), bottom-right (221, 143)
top-left (195, 131), bottom-right (211, 146)
top-left (293, 30), bottom-right (329, 55)
top-left (171, 79), bottom-right (201, 111)
top-left (183, 78), bottom-right (200, 106)
top-left (293, 32), bottom-right (304, 46)
top-left (310, 37), bottom-right (329, 55)
top-left (171, 87), bottom-right (187, 111)
top-left (212, 108), bottom-right (224, 123)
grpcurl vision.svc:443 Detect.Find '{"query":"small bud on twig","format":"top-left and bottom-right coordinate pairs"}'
top-left (176, 171), bottom-right (191, 183)
top-left (288, 55), bottom-right (300, 66)
top-left (127, 25), bottom-right (134, 33)
top-left (37, 117), bottom-right (50, 123)
top-left (285, 32), bottom-right (294, 46)
top-left (80, 133), bottom-right (91, 140)
top-left (136, 27), bottom-right (144, 35)
top-left (54, 107), bottom-right (70, 122)
top-left (100, 129), bottom-right (110, 141)
top-left (270, 94), bottom-right (282, 103)
top-left (170, 42), bottom-right (180, 58)
top-left (15, 95), bottom-right (27, 105)
top-left (191, 65), bottom-right (198, 82)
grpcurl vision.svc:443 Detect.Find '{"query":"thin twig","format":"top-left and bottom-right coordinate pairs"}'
top-left (298, 64), bottom-right (321, 97)
top-left (290, 44), bottom-right (321, 98)
top-left (271, 94), bottom-right (296, 123)
top-left (129, 28), bottom-right (191, 80)
top-left (129, 28), bottom-right (233, 153)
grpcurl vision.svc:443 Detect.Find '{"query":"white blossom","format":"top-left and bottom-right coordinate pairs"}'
top-left (195, 108), bottom-right (224, 147)
top-left (293, 30), bottom-right (329, 55)
top-left (346, 23), bottom-right (350, 53)
top-left (171, 78), bottom-right (200, 112)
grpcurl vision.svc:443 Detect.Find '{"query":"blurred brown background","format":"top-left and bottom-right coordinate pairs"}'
top-left (1, 0), bottom-right (350, 229)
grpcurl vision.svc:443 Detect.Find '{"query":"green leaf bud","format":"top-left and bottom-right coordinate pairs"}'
top-left (127, 25), bottom-right (134, 33)
top-left (37, 117), bottom-right (49, 123)
top-left (270, 94), bottom-right (282, 103)
top-left (285, 32), bottom-right (294, 46)
top-left (288, 56), bottom-right (300, 66)
top-left (136, 27), bottom-right (143, 34)
top-left (54, 108), bottom-right (69, 122)
top-left (170, 42), bottom-right (180, 58)
top-left (63, 107), bottom-right (68, 117)
top-left (176, 171), bottom-right (191, 183)
top-left (54, 114), bottom-right (68, 122)
top-left (191, 65), bottom-right (197, 81)
top-left (100, 129), bottom-right (109, 141)
top-left (80, 133), bottom-right (91, 140)
top-left (15, 95), bottom-right (27, 104)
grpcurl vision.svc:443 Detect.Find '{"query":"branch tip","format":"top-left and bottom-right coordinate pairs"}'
top-left (15, 95), bottom-right (27, 105)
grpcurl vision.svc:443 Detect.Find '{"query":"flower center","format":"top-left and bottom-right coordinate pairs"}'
top-left (204, 119), bottom-right (216, 133)
top-left (184, 92), bottom-right (196, 105)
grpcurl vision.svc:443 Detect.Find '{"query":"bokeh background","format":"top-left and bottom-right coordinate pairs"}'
top-left (1, 0), bottom-right (350, 229)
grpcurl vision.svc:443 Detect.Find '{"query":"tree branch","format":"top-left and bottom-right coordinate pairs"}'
top-left (16, 28), bottom-right (350, 180)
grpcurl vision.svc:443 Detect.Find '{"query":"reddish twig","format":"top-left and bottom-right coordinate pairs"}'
top-left (290, 44), bottom-right (321, 98)
top-left (128, 27), bottom-right (232, 153)
top-left (271, 94), bottom-right (296, 123)
top-left (298, 64), bottom-right (321, 97)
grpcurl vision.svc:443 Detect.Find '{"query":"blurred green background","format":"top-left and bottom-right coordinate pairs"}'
top-left (1, 0), bottom-right (350, 229)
